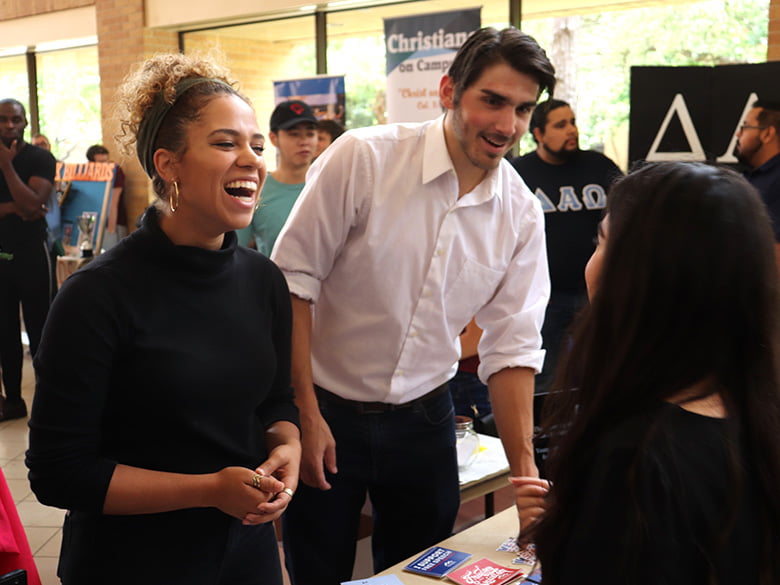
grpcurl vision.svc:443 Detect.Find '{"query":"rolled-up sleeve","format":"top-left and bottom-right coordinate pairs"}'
top-left (476, 197), bottom-right (550, 383)
top-left (255, 266), bottom-right (299, 429)
top-left (271, 132), bottom-right (371, 302)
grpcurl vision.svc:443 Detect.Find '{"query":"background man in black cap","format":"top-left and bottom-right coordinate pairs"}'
top-left (236, 99), bottom-right (317, 255)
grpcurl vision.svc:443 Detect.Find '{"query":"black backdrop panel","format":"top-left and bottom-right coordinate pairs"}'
top-left (629, 62), bottom-right (780, 168)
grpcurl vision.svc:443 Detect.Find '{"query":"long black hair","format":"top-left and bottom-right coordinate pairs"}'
top-left (535, 162), bottom-right (780, 584)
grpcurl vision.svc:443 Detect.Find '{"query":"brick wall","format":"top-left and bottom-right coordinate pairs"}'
top-left (0, 0), bottom-right (91, 20)
top-left (95, 0), bottom-right (179, 228)
top-left (185, 32), bottom-right (315, 168)
top-left (770, 0), bottom-right (780, 61)
top-left (185, 32), bottom-right (308, 115)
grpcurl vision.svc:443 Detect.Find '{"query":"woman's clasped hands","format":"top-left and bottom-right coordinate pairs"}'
top-left (213, 443), bottom-right (300, 526)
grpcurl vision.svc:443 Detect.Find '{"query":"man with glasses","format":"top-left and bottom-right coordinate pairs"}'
top-left (736, 99), bottom-right (780, 264)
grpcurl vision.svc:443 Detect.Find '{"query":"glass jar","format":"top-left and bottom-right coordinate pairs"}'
top-left (455, 415), bottom-right (480, 469)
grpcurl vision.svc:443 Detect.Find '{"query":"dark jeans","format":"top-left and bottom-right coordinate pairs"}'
top-left (533, 290), bottom-right (586, 476)
top-left (534, 290), bottom-right (587, 399)
top-left (448, 370), bottom-right (497, 436)
top-left (282, 387), bottom-right (460, 585)
top-left (0, 240), bottom-right (52, 401)
top-left (449, 370), bottom-right (491, 419)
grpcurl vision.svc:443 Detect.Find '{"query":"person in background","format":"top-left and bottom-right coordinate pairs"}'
top-left (236, 100), bottom-right (317, 255)
top-left (511, 99), bottom-right (622, 404)
top-left (26, 53), bottom-right (300, 585)
top-left (272, 26), bottom-right (555, 584)
top-left (313, 118), bottom-right (345, 159)
top-left (518, 162), bottom-right (780, 585)
top-left (0, 99), bottom-right (56, 421)
top-left (86, 144), bottom-right (127, 250)
top-left (31, 133), bottom-right (50, 151)
top-left (735, 99), bottom-right (780, 271)
top-left (30, 132), bottom-right (62, 299)
top-left (448, 317), bottom-right (496, 435)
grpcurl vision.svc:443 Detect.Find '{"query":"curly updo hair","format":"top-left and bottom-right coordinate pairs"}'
top-left (116, 52), bottom-right (248, 202)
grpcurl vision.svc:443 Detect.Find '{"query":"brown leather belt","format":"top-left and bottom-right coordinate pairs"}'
top-left (315, 383), bottom-right (449, 415)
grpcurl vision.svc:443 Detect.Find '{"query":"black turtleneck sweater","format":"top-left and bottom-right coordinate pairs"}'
top-left (26, 207), bottom-right (298, 583)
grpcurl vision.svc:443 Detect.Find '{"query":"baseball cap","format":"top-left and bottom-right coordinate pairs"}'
top-left (270, 100), bottom-right (318, 132)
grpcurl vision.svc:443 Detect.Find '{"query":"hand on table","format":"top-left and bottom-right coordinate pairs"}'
top-left (509, 476), bottom-right (550, 540)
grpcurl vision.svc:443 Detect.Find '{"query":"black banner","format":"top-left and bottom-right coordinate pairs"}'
top-left (629, 62), bottom-right (780, 168)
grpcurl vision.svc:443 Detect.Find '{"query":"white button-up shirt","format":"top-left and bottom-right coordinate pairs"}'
top-left (272, 115), bottom-right (549, 404)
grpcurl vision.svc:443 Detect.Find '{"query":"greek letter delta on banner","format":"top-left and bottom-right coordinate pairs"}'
top-left (628, 62), bottom-right (780, 166)
top-left (384, 8), bottom-right (480, 123)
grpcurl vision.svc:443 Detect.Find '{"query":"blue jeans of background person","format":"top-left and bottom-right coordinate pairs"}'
top-left (534, 290), bottom-right (587, 399)
top-left (448, 369), bottom-right (497, 436)
top-left (449, 370), bottom-right (491, 420)
top-left (282, 387), bottom-right (459, 585)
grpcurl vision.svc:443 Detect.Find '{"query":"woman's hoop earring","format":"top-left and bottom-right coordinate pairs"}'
top-left (170, 180), bottom-right (180, 213)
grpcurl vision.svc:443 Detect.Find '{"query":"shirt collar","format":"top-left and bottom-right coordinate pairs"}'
top-left (422, 115), bottom-right (453, 185)
top-left (750, 152), bottom-right (780, 177)
top-left (421, 114), bottom-right (502, 206)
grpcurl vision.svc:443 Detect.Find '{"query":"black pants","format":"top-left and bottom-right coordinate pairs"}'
top-left (0, 239), bottom-right (52, 401)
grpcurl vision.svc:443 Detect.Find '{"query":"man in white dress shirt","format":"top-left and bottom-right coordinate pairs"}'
top-left (272, 27), bottom-right (555, 585)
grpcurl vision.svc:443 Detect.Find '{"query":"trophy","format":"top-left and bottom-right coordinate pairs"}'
top-left (76, 212), bottom-right (97, 259)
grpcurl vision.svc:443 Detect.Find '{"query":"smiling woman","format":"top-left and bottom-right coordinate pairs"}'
top-left (115, 54), bottom-right (267, 250)
top-left (26, 53), bottom-right (301, 585)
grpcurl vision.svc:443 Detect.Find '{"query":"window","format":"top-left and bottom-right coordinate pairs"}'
top-left (519, 0), bottom-right (769, 169)
top-left (183, 15), bottom-right (317, 170)
top-left (0, 53), bottom-right (30, 125)
top-left (36, 45), bottom-right (102, 162)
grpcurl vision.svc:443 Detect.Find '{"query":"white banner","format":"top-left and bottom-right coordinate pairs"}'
top-left (384, 9), bottom-right (480, 124)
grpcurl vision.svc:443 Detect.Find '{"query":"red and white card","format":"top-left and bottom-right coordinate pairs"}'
top-left (446, 558), bottom-right (525, 585)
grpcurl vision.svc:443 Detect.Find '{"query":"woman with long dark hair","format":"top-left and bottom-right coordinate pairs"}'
top-left (526, 162), bottom-right (780, 584)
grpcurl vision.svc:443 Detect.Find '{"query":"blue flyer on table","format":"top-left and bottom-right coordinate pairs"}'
top-left (403, 546), bottom-right (472, 578)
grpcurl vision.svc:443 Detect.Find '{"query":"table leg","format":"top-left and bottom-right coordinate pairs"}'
top-left (485, 492), bottom-right (495, 517)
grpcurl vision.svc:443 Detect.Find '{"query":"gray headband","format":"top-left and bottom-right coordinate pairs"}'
top-left (136, 76), bottom-right (232, 178)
